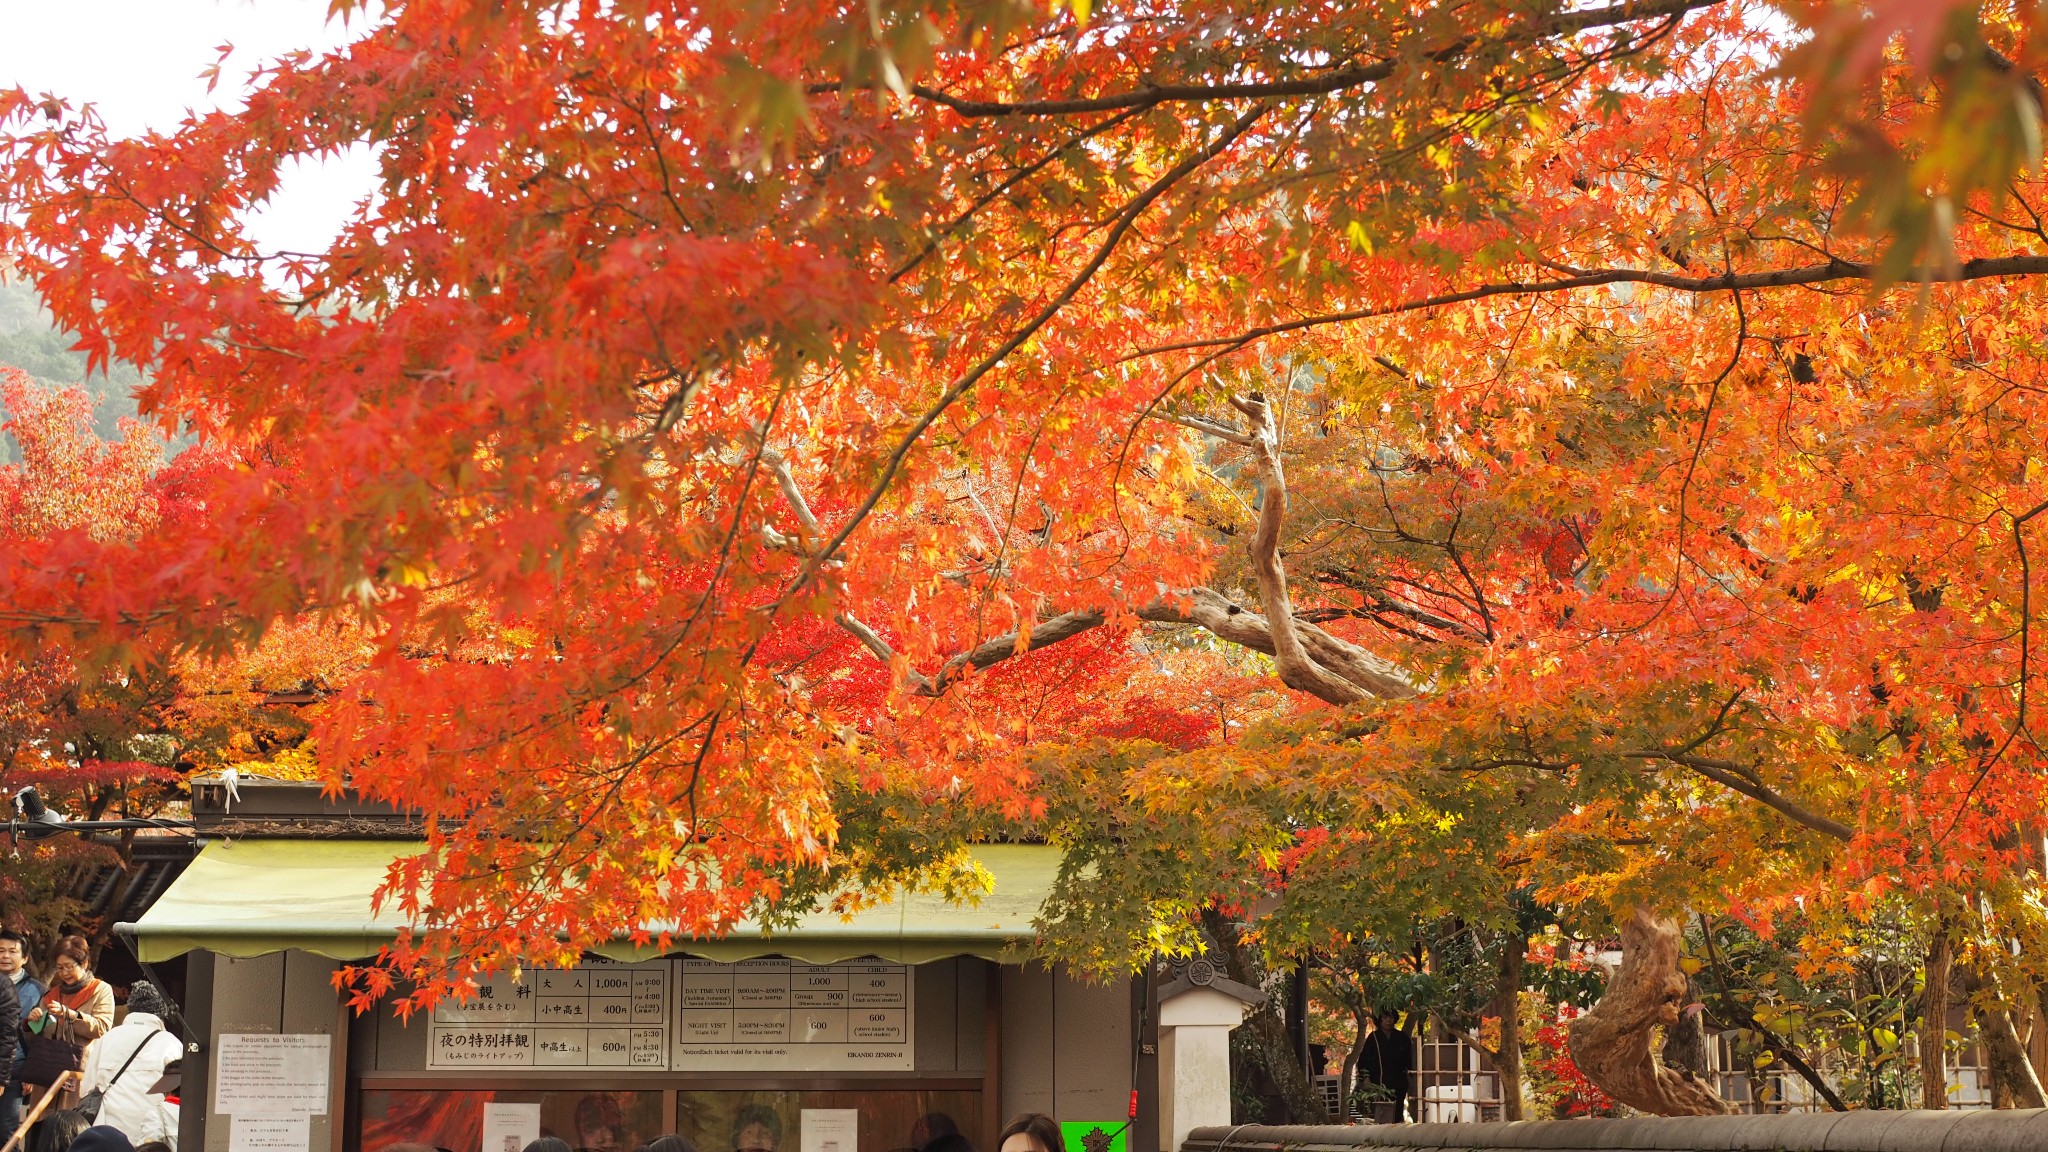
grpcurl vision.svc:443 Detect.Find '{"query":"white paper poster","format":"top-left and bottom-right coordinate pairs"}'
top-left (230, 1115), bottom-right (310, 1151)
top-left (482, 1101), bottom-right (543, 1152)
top-left (213, 1033), bottom-right (331, 1116)
top-left (801, 1108), bottom-right (860, 1152)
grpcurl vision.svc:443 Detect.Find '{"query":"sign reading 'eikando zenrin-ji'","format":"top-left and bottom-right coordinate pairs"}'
top-left (425, 958), bottom-right (914, 1071)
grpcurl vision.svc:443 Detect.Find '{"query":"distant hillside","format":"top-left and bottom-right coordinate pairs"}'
top-left (0, 278), bottom-right (150, 462)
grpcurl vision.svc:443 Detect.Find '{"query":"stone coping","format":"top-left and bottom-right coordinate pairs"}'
top-left (1184, 1111), bottom-right (2048, 1152)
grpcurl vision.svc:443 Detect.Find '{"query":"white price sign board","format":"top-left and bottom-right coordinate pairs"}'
top-left (429, 962), bottom-right (670, 1069)
top-left (673, 959), bottom-right (913, 1071)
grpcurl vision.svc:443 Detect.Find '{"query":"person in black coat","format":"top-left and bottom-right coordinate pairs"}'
top-left (0, 966), bottom-right (16, 1078)
top-left (1356, 1010), bottom-right (1415, 1122)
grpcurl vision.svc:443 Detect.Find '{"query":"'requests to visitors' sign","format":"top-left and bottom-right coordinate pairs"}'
top-left (425, 958), bottom-right (914, 1071)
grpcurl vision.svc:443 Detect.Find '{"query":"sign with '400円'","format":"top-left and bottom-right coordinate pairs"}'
top-left (429, 961), bottom-right (669, 1068)
top-left (425, 958), bottom-right (915, 1071)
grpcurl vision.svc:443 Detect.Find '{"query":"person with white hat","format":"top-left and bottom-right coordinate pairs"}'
top-left (75, 984), bottom-right (180, 1151)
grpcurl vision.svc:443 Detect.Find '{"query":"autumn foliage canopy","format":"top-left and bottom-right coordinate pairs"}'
top-left (3, 0), bottom-right (2048, 1026)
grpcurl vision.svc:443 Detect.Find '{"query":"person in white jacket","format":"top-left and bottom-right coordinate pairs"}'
top-left (78, 981), bottom-right (182, 1151)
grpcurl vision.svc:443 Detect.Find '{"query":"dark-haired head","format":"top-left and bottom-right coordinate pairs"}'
top-left (732, 1104), bottom-right (782, 1152)
top-left (26, 1110), bottom-right (88, 1152)
top-left (641, 1138), bottom-right (698, 1152)
top-left (63, 1125), bottom-right (136, 1152)
top-left (124, 980), bottom-right (175, 1020)
top-left (910, 1114), bottom-right (958, 1149)
top-left (521, 1139), bottom-right (574, 1152)
top-left (997, 1115), bottom-right (1063, 1152)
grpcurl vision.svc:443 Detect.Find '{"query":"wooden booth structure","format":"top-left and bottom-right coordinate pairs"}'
top-left (122, 781), bottom-right (1148, 1152)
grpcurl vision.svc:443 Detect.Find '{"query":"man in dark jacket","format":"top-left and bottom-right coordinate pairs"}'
top-left (0, 929), bottom-right (41, 1150)
top-left (1357, 1010), bottom-right (1416, 1122)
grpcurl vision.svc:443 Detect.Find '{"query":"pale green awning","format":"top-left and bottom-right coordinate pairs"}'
top-left (121, 838), bottom-right (1057, 965)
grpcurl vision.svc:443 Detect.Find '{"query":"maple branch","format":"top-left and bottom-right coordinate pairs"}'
top-left (781, 106), bottom-right (1266, 611)
top-left (1936, 495), bottom-right (2048, 844)
top-left (1140, 408), bottom-right (1420, 699)
top-left (752, 113), bottom-right (1269, 699)
top-left (760, 448), bottom-right (945, 693)
top-left (760, 449), bottom-right (824, 542)
top-left (767, 448), bottom-right (1127, 695)
top-left (1133, 255), bottom-right (2048, 362)
top-left (890, 106), bottom-right (1149, 282)
top-left (1300, 587), bottom-right (1487, 646)
top-left (1141, 593), bottom-right (1419, 707)
top-left (832, 611), bottom-right (939, 696)
top-left (839, 0), bottom-right (1724, 118)
top-left (826, 579), bottom-right (1427, 703)
top-left (928, 609), bottom-right (1111, 688)
top-left (1228, 391), bottom-right (1382, 705)
top-left (875, 583), bottom-right (1421, 702)
top-left (1155, 410), bottom-right (1255, 446)
top-left (1621, 749), bottom-right (1853, 840)
top-left (1697, 914), bottom-right (1850, 1112)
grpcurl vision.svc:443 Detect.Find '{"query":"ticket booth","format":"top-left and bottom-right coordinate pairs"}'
top-left (123, 819), bottom-right (1143, 1152)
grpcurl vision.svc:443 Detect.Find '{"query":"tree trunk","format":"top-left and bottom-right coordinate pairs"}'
top-left (1921, 924), bottom-right (1952, 1109)
top-left (1341, 1012), bottom-right (1369, 1121)
top-left (1203, 908), bottom-right (1329, 1123)
top-left (1287, 960), bottom-right (1312, 1078)
top-left (1496, 938), bottom-right (1528, 1121)
top-left (1962, 956), bottom-right (2046, 1109)
top-left (1660, 978), bottom-right (1710, 1082)
top-left (1567, 907), bottom-right (1732, 1116)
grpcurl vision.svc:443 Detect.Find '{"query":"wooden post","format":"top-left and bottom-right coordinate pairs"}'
top-left (0, 1072), bottom-right (78, 1152)
top-left (983, 960), bottom-right (1003, 1148)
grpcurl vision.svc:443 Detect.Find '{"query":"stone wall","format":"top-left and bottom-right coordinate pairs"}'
top-left (1185, 1111), bottom-right (2048, 1151)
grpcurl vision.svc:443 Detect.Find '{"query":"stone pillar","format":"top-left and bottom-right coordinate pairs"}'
top-left (1157, 986), bottom-right (1252, 1152)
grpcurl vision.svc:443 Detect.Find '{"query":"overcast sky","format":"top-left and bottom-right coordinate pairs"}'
top-left (0, 0), bottom-right (381, 259)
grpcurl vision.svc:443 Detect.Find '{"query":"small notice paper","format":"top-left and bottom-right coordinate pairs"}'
top-left (214, 1033), bottom-right (332, 1116)
top-left (230, 1116), bottom-right (309, 1151)
top-left (482, 1101), bottom-right (543, 1152)
top-left (801, 1108), bottom-right (860, 1152)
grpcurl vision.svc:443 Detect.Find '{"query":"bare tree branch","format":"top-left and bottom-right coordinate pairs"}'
top-left (814, 0), bottom-right (1725, 118)
top-left (1132, 255), bottom-right (2048, 364)
top-left (761, 449), bottom-right (823, 541)
top-left (1621, 749), bottom-right (1854, 840)
top-left (929, 609), bottom-right (1111, 687)
top-left (1154, 410), bottom-right (1255, 445)
top-left (1223, 392), bottom-right (1389, 705)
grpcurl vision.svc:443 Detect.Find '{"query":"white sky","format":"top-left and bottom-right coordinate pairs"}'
top-left (0, 0), bottom-right (382, 259)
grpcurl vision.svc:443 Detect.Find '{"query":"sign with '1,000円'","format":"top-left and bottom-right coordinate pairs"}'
top-left (429, 962), bottom-right (670, 1068)
top-left (672, 959), bottom-right (914, 1071)
top-left (424, 959), bottom-right (915, 1071)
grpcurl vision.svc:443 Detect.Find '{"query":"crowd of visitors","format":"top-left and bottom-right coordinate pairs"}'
top-left (498, 1113), bottom-right (1069, 1152)
top-left (373, 1109), bottom-right (1070, 1152)
top-left (2, 934), bottom-right (183, 1152)
top-left (7, 933), bottom-right (1085, 1152)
